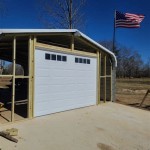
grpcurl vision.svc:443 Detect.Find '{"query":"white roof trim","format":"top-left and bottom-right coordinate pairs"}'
top-left (0, 29), bottom-right (117, 67)
top-left (0, 29), bottom-right (77, 34)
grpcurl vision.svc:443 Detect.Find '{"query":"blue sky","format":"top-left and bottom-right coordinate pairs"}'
top-left (0, 0), bottom-right (150, 62)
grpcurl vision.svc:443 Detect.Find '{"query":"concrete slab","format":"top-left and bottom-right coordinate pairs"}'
top-left (0, 102), bottom-right (150, 150)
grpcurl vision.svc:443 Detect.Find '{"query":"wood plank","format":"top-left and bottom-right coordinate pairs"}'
top-left (0, 131), bottom-right (18, 143)
top-left (36, 42), bottom-right (97, 58)
top-left (104, 55), bottom-right (106, 103)
top-left (99, 52), bottom-right (101, 104)
top-left (28, 36), bottom-right (36, 118)
top-left (11, 36), bottom-right (16, 122)
top-left (15, 76), bottom-right (29, 79)
top-left (71, 35), bottom-right (74, 51)
top-left (110, 62), bottom-right (112, 101)
top-left (139, 89), bottom-right (150, 107)
top-left (97, 51), bottom-right (100, 104)
top-left (28, 36), bottom-right (32, 118)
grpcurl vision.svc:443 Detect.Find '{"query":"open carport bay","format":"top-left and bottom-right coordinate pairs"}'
top-left (0, 102), bottom-right (150, 150)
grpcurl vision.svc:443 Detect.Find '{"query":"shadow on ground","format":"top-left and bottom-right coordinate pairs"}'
top-left (116, 99), bottom-right (150, 111)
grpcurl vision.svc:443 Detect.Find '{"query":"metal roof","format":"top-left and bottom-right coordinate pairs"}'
top-left (0, 29), bottom-right (117, 67)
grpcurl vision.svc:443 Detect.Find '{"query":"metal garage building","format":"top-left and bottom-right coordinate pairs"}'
top-left (0, 29), bottom-right (117, 123)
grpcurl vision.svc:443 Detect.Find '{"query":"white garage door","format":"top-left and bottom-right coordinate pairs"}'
top-left (34, 49), bottom-right (97, 117)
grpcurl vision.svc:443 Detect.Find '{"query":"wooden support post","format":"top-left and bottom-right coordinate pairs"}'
top-left (11, 36), bottom-right (16, 122)
top-left (104, 55), bottom-right (106, 103)
top-left (97, 51), bottom-right (100, 105)
top-left (99, 52), bottom-right (101, 104)
top-left (28, 36), bottom-right (36, 118)
top-left (28, 36), bottom-right (32, 118)
top-left (31, 36), bottom-right (36, 118)
top-left (71, 35), bottom-right (74, 51)
top-left (110, 62), bottom-right (112, 102)
top-left (139, 89), bottom-right (150, 107)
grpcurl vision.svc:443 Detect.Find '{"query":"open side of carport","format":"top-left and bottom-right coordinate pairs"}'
top-left (0, 29), bottom-right (117, 124)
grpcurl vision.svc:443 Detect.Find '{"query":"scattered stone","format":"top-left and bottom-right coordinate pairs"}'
top-left (6, 128), bottom-right (18, 136)
top-left (0, 102), bottom-right (4, 109)
top-left (97, 143), bottom-right (115, 150)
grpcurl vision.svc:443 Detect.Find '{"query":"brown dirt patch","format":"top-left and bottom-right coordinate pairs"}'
top-left (116, 78), bottom-right (150, 111)
top-left (97, 143), bottom-right (115, 150)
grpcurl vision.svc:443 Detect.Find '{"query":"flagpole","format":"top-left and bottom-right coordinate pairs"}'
top-left (112, 10), bottom-right (116, 53)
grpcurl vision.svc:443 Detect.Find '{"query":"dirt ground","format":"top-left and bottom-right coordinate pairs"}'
top-left (0, 103), bottom-right (150, 150)
top-left (116, 78), bottom-right (150, 110)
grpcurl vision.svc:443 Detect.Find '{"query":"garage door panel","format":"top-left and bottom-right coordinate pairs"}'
top-left (35, 101), bottom-right (95, 117)
top-left (36, 84), bottom-right (96, 96)
top-left (36, 76), bottom-right (96, 87)
top-left (35, 97), bottom-right (96, 108)
top-left (34, 49), bottom-right (97, 117)
top-left (35, 89), bottom-right (96, 102)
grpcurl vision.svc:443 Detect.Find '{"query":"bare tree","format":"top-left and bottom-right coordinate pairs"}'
top-left (147, 57), bottom-right (150, 77)
top-left (4, 64), bottom-right (24, 75)
top-left (99, 40), bottom-right (120, 56)
top-left (99, 40), bottom-right (114, 51)
top-left (99, 40), bottom-right (146, 78)
top-left (38, 0), bottom-right (86, 29)
top-left (143, 57), bottom-right (150, 77)
top-left (0, 0), bottom-right (6, 74)
top-left (0, 0), bottom-right (5, 15)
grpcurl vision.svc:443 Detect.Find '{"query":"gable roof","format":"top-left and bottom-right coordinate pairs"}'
top-left (0, 29), bottom-right (117, 67)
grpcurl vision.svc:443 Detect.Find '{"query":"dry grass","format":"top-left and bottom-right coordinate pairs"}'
top-left (116, 78), bottom-right (150, 111)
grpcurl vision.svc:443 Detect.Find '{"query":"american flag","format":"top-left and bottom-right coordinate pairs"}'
top-left (115, 11), bottom-right (145, 28)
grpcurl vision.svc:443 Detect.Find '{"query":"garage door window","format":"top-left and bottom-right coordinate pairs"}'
top-left (83, 59), bottom-right (86, 64)
top-left (57, 55), bottom-right (61, 61)
top-left (75, 57), bottom-right (78, 63)
top-left (75, 57), bottom-right (90, 64)
top-left (51, 54), bottom-right (56, 60)
top-left (87, 59), bottom-right (90, 64)
top-left (45, 53), bottom-right (50, 60)
top-left (79, 58), bottom-right (82, 63)
top-left (62, 56), bottom-right (67, 62)
top-left (45, 53), bottom-right (67, 62)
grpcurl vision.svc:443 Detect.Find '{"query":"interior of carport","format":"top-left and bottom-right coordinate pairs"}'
top-left (0, 32), bottom-right (113, 124)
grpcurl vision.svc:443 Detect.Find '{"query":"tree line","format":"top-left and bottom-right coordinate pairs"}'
top-left (99, 41), bottom-right (150, 78)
